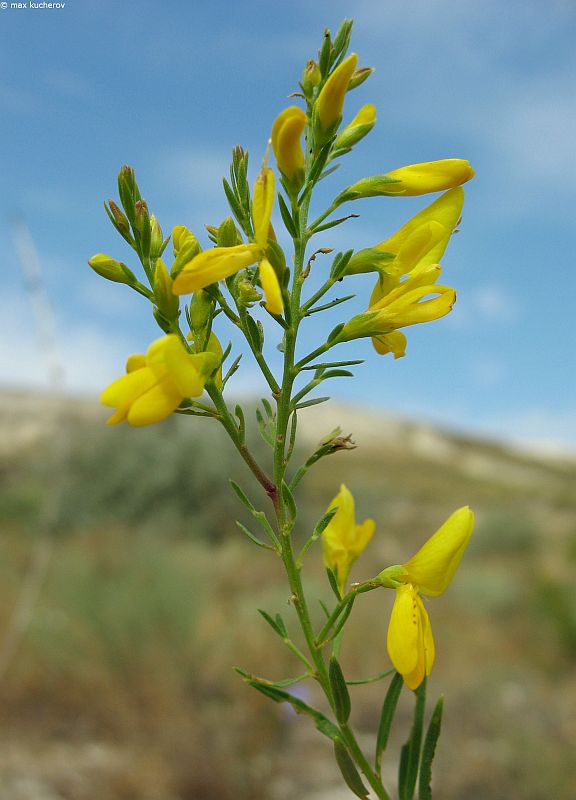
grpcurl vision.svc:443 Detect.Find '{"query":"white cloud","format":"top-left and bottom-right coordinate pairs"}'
top-left (155, 148), bottom-right (229, 197)
top-left (470, 285), bottom-right (521, 324)
top-left (1, 291), bottom-right (131, 393)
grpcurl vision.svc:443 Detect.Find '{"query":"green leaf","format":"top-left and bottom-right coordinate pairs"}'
top-left (258, 609), bottom-right (287, 638)
top-left (306, 295), bottom-right (356, 316)
top-left (281, 481), bottom-right (297, 524)
top-left (322, 369), bottom-right (354, 380)
top-left (301, 358), bottom-right (364, 371)
top-left (256, 407), bottom-right (275, 448)
top-left (235, 521), bottom-right (274, 550)
top-left (222, 178), bottom-right (245, 228)
top-left (229, 480), bottom-right (257, 513)
top-left (375, 671), bottom-right (404, 772)
top-left (294, 396), bottom-right (330, 410)
top-left (331, 248), bottom-right (354, 279)
top-left (241, 675), bottom-right (340, 741)
top-left (346, 668), bottom-right (395, 686)
top-left (418, 696), bottom-right (444, 800)
top-left (278, 193), bottom-right (298, 237)
top-left (331, 19), bottom-right (353, 65)
top-left (234, 404), bottom-right (246, 440)
top-left (244, 313), bottom-right (263, 352)
top-left (399, 679), bottom-right (427, 800)
top-left (326, 567), bottom-right (342, 599)
top-left (333, 739), bottom-right (369, 798)
top-left (329, 656), bottom-right (351, 723)
top-left (318, 28), bottom-right (332, 77)
top-left (308, 140), bottom-right (333, 185)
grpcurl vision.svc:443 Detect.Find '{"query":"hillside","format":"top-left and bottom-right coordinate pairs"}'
top-left (1, 388), bottom-right (575, 799)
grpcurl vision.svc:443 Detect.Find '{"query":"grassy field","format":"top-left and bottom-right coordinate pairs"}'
top-left (1, 390), bottom-right (575, 799)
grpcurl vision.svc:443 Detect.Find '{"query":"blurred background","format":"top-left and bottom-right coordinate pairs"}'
top-left (1, 0), bottom-right (575, 798)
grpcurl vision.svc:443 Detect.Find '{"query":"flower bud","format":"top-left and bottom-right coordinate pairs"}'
top-left (134, 199), bottom-right (151, 257)
top-left (348, 67), bottom-right (374, 91)
top-left (217, 216), bottom-right (242, 247)
top-left (150, 214), bottom-right (164, 259)
top-left (106, 200), bottom-right (131, 239)
top-left (236, 278), bottom-right (262, 306)
top-left (344, 247), bottom-right (394, 276)
top-left (172, 225), bottom-right (200, 256)
top-left (333, 104), bottom-right (376, 152)
top-left (315, 53), bottom-right (358, 137)
top-left (117, 165), bottom-right (140, 224)
top-left (302, 59), bottom-right (321, 95)
top-left (171, 227), bottom-right (201, 278)
top-left (88, 254), bottom-right (136, 285)
top-left (189, 289), bottom-right (214, 332)
top-left (339, 160), bottom-right (475, 203)
top-left (153, 258), bottom-right (179, 320)
top-left (271, 106), bottom-right (307, 190)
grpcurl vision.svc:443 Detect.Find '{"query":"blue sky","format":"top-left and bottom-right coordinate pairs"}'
top-left (1, 0), bottom-right (575, 452)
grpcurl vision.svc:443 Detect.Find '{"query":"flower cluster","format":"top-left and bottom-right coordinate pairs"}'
top-left (88, 21), bottom-right (477, 795)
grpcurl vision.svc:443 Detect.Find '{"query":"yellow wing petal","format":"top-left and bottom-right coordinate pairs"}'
top-left (172, 245), bottom-right (259, 294)
top-left (126, 377), bottom-right (182, 426)
top-left (253, 168), bottom-right (275, 248)
top-left (387, 584), bottom-right (420, 675)
top-left (259, 259), bottom-right (284, 315)
top-left (100, 366), bottom-right (159, 408)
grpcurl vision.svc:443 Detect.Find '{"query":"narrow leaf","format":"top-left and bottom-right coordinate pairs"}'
top-left (333, 739), bottom-right (369, 799)
top-left (230, 480), bottom-right (256, 512)
top-left (258, 608), bottom-right (285, 637)
top-left (222, 178), bottom-right (245, 226)
top-left (236, 521), bottom-right (274, 550)
top-left (294, 396), bottom-right (330, 410)
top-left (244, 313), bottom-right (263, 352)
top-left (301, 358), bottom-right (364, 371)
top-left (375, 671), bottom-right (404, 772)
top-left (399, 679), bottom-right (427, 800)
top-left (278, 193), bottom-right (298, 237)
top-left (326, 567), bottom-right (342, 599)
top-left (281, 481), bottom-right (297, 523)
top-left (418, 696), bottom-right (444, 800)
top-left (241, 676), bottom-right (340, 741)
top-left (329, 656), bottom-right (351, 723)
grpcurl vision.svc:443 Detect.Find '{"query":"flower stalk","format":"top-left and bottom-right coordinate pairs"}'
top-left (88, 19), bottom-right (476, 798)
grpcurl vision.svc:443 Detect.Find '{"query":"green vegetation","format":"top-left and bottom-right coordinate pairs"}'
top-left (1, 393), bottom-right (575, 798)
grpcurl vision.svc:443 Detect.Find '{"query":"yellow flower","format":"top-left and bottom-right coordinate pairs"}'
top-left (172, 166), bottom-right (283, 315)
top-left (338, 270), bottom-right (456, 358)
top-left (100, 334), bottom-right (218, 427)
top-left (372, 188), bottom-right (464, 297)
top-left (271, 106), bottom-right (307, 187)
top-left (316, 53), bottom-right (358, 132)
top-left (382, 160), bottom-right (475, 196)
top-left (322, 484), bottom-right (375, 595)
top-left (333, 103), bottom-right (376, 151)
top-left (381, 506), bottom-right (474, 689)
top-left (338, 190), bottom-right (464, 358)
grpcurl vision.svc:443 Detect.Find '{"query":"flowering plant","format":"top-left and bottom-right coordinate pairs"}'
top-left (89, 20), bottom-right (475, 798)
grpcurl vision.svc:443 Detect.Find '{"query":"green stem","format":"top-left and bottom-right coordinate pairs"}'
top-left (206, 382), bottom-right (277, 504)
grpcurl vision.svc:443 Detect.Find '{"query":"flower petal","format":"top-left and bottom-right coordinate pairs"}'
top-left (99, 366), bottom-right (160, 408)
top-left (259, 259), bottom-right (284, 315)
top-left (126, 377), bottom-right (182, 427)
top-left (372, 331), bottom-right (407, 358)
top-left (403, 506), bottom-right (474, 596)
top-left (172, 245), bottom-right (259, 294)
top-left (253, 168), bottom-right (275, 248)
top-left (387, 584), bottom-right (420, 675)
